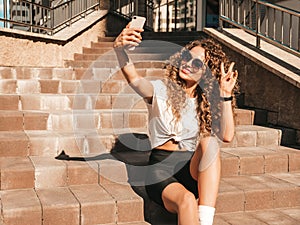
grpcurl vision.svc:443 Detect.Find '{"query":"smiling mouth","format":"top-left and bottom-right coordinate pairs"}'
top-left (181, 68), bottom-right (192, 75)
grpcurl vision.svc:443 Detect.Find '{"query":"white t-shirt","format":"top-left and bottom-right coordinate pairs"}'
top-left (147, 80), bottom-right (199, 151)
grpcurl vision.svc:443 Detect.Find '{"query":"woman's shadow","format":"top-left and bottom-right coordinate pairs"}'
top-left (55, 132), bottom-right (177, 224)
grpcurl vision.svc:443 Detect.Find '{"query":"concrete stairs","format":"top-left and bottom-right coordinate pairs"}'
top-left (0, 32), bottom-right (299, 225)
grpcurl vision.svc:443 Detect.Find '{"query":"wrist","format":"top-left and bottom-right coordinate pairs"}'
top-left (220, 90), bottom-right (232, 98)
top-left (220, 96), bottom-right (233, 102)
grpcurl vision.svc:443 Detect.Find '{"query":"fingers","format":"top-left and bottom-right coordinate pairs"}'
top-left (114, 27), bottom-right (143, 48)
top-left (228, 62), bottom-right (235, 74)
top-left (220, 62), bottom-right (225, 77)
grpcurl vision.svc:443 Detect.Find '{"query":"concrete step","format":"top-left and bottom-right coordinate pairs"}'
top-left (0, 171), bottom-right (299, 224)
top-left (0, 66), bottom-right (165, 81)
top-left (214, 207), bottom-right (300, 225)
top-left (74, 53), bottom-right (172, 61)
top-left (144, 172), bottom-right (300, 224)
top-left (0, 183), bottom-right (145, 225)
top-left (0, 122), bottom-right (282, 155)
top-left (1, 145), bottom-right (299, 189)
top-left (64, 60), bottom-right (165, 69)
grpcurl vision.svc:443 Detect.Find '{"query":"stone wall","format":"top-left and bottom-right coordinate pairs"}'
top-left (222, 46), bottom-right (300, 146)
top-left (0, 18), bottom-right (107, 68)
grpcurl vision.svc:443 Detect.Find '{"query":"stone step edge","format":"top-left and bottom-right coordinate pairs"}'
top-left (0, 183), bottom-right (145, 225)
top-left (0, 146), bottom-right (299, 190)
top-left (213, 206), bottom-right (300, 225)
top-left (0, 173), bottom-right (299, 218)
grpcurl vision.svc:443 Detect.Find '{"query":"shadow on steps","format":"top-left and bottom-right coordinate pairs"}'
top-left (55, 132), bottom-right (177, 225)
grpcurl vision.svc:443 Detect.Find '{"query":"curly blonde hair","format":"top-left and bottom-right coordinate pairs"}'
top-left (163, 38), bottom-right (238, 138)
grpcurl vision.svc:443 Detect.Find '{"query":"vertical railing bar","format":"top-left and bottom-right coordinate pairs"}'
top-left (175, 0), bottom-right (177, 31)
top-left (237, 0), bottom-right (240, 23)
top-left (273, 7), bottom-right (276, 40)
top-left (243, 0), bottom-right (246, 26)
top-left (30, 2), bottom-right (33, 32)
top-left (256, 0), bottom-right (260, 48)
top-left (3, 0), bottom-right (7, 28)
top-left (297, 16), bottom-right (300, 51)
top-left (265, 5), bottom-right (269, 37)
top-left (281, 10), bottom-right (284, 44)
top-left (219, 0), bottom-right (223, 29)
top-left (289, 14), bottom-right (292, 48)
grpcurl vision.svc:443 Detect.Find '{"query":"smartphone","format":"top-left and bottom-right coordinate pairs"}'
top-left (128, 16), bottom-right (146, 50)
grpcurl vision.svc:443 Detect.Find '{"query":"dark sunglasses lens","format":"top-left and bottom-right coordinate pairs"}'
top-left (192, 59), bottom-right (203, 69)
top-left (182, 50), bottom-right (192, 61)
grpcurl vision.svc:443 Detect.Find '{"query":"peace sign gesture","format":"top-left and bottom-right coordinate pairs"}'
top-left (219, 62), bottom-right (238, 97)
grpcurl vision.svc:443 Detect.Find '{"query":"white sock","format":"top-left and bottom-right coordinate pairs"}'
top-left (198, 205), bottom-right (215, 225)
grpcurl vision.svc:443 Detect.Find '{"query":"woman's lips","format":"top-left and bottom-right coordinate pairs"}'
top-left (181, 68), bottom-right (191, 75)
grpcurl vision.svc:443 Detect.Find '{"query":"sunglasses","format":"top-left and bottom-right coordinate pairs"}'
top-left (181, 49), bottom-right (204, 73)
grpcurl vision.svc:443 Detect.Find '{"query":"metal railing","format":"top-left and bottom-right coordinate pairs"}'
top-left (110, 0), bottom-right (154, 28)
top-left (219, 0), bottom-right (300, 57)
top-left (0, 0), bottom-right (100, 35)
top-left (110, 0), bottom-right (197, 32)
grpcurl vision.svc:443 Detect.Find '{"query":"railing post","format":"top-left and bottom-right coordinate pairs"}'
top-left (196, 0), bottom-right (206, 31)
top-left (219, 0), bottom-right (223, 30)
top-left (256, 0), bottom-right (260, 48)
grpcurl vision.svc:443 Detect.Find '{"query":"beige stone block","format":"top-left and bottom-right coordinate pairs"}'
top-left (0, 157), bottom-right (34, 190)
top-left (93, 94), bottom-right (112, 109)
top-left (101, 80), bottom-right (125, 93)
top-left (17, 80), bottom-right (40, 94)
top-left (24, 112), bottom-right (49, 130)
top-left (125, 112), bottom-right (148, 129)
top-left (0, 189), bottom-right (42, 225)
top-left (60, 80), bottom-right (81, 93)
top-left (0, 80), bottom-right (17, 94)
top-left (257, 129), bottom-right (281, 146)
top-left (53, 68), bottom-right (74, 80)
top-left (70, 184), bottom-right (116, 224)
top-left (216, 180), bottom-right (245, 213)
top-left (0, 111), bottom-right (23, 131)
top-left (264, 153), bottom-right (288, 173)
top-left (0, 131), bottom-right (29, 157)
top-left (98, 159), bottom-right (128, 184)
top-left (0, 95), bottom-right (19, 110)
top-left (66, 161), bottom-right (99, 185)
top-left (30, 156), bottom-right (67, 188)
top-left (100, 112), bottom-right (124, 129)
top-left (240, 155), bottom-right (264, 175)
top-left (68, 94), bottom-right (93, 110)
top-left (0, 67), bottom-right (14, 79)
top-left (244, 189), bottom-right (274, 211)
top-left (39, 80), bottom-right (60, 93)
top-left (235, 130), bottom-right (256, 147)
top-left (36, 187), bottom-right (79, 225)
top-left (27, 131), bottom-right (60, 156)
top-left (220, 151), bottom-right (239, 177)
top-left (234, 109), bottom-right (254, 125)
top-left (102, 183), bottom-right (144, 223)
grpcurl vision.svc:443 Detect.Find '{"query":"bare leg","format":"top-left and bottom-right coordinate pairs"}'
top-left (161, 182), bottom-right (199, 225)
top-left (190, 136), bottom-right (221, 206)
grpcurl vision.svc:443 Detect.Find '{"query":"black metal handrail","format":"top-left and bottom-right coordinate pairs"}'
top-left (0, 0), bottom-right (100, 35)
top-left (219, 0), bottom-right (300, 57)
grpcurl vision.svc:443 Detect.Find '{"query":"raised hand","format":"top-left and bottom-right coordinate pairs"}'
top-left (219, 62), bottom-right (238, 97)
top-left (113, 24), bottom-right (143, 49)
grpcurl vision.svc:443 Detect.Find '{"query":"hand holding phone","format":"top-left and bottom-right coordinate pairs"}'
top-left (128, 16), bottom-right (146, 50)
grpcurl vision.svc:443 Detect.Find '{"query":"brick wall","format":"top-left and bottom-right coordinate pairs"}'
top-left (223, 45), bottom-right (300, 147)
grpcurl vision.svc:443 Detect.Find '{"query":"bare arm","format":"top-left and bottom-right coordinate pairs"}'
top-left (114, 25), bottom-right (154, 103)
top-left (218, 62), bottom-right (238, 142)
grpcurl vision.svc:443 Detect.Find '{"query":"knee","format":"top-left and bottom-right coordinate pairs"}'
top-left (178, 191), bottom-right (197, 210)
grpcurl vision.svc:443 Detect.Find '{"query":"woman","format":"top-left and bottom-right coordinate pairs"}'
top-left (113, 24), bottom-right (238, 225)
